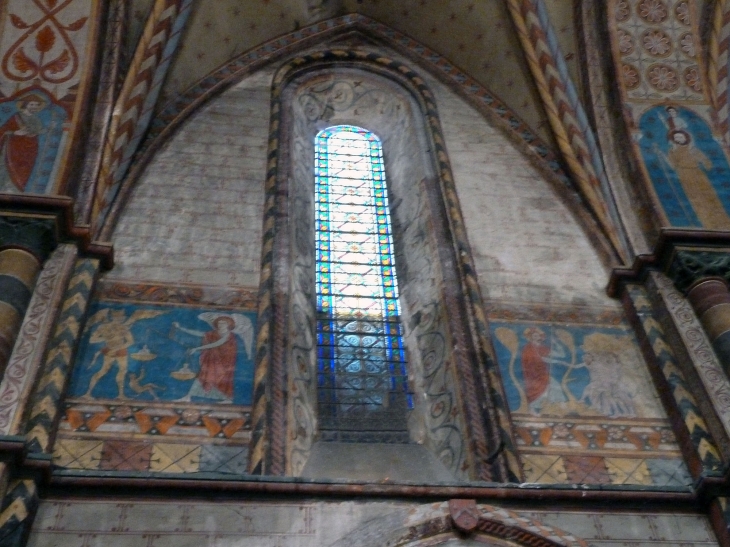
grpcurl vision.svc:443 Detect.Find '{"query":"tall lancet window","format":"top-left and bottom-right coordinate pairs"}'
top-left (315, 125), bottom-right (412, 443)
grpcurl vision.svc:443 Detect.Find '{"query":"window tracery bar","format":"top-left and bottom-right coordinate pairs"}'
top-left (315, 125), bottom-right (412, 443)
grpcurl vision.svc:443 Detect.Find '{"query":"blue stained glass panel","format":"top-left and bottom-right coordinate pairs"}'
top-left (314, 125), bottom-right (412, 443)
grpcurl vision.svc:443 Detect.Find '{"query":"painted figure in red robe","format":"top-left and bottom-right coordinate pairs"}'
top-left (0, 94), bottom-right (49, 191)
top-left (174, 316), bottom-right (238, 402)
top-left (520, 327), bottom-right (568, 413)
top-left (521, 328), bottom-right (550, 406)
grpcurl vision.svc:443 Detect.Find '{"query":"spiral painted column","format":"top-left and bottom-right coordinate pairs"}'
top-left (686, 277), bottom-right (730, 374)
top-left (0, 216), bottom-right (56, 377)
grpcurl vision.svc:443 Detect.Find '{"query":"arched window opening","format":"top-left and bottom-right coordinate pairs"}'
top-left (260, 63), bottom-right (513, 481)
top-left (315, 125), bottom-right (412, 443)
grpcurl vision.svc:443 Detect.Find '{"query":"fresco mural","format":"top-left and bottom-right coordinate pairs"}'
top-left (0, 0), bottom-right (99, 194)
top-left (55, 281), bottom-right (258, 475)
top-left (489, 310), bottom-right (688, 486)
top-left (492, 321), bottom-right (661, 418)
top-left (0, 88), bottom-right (67, 193)
top-left (638, 104), bottom-right (730, 229)
top-left (68, 302), bottom-right (255, 405)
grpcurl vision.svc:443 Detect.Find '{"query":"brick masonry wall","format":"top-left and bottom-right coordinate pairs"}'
top-left (107, 69), bottom-right (273, 288)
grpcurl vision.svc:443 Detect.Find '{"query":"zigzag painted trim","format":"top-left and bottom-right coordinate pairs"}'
top-left (91, 0), bottom-right (193, 236)
top-left (506, 0), bottom-right (626, 261)
top-left (709, 0), bottom-right (730, 140)
top-left (25, 260), bottom-right (99, 455)
top-left (625, 284), bottom-right (723, 476)
top-left (248, 50), bottom-right (522, 481)
top-left (0, 480), bottom-right (37, 547)
top-left (99, 14), bottom-right (573, 244)
top-left (578, 0), bottom-right (650, 256)
top-left (74, 0), bottom-right (126, 224)
top-left (0, 245), bottom-right (77, 436)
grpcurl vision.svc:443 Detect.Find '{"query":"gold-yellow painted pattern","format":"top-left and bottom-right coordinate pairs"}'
top-left (0, 250), bottom-right (40, 288)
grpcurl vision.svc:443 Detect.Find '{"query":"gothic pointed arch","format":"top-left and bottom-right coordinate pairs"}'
top-left (98, 14), bottom-right (618, 268)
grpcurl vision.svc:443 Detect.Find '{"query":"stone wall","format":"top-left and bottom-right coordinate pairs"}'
top-left (28, 499), bottom-right (718, 547)
top-left (58, 47), bottom-right (685, 486)
top-left (433, 77), bottom-right (614, 307)
top-left (107, 69), bottom-right (272, 288)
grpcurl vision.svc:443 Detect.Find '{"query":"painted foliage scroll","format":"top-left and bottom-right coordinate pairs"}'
top-left (608, 0), bottom-right (730, 229)
top-left (0, 0), bottom-right (101, 195)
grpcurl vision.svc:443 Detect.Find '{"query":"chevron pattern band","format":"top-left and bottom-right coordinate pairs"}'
top-left (0, 480), bottom-right (37, 547)
top-left (709, 0), bottom-right (730, 142)
top-left (625, 284), bottom-right (723, 476)
top-left (506, 0), bottom-right (626, 262)
top-left (91, 0), bottom-right (193, 236)
top-left (25, 260), bottom-right (99, 455)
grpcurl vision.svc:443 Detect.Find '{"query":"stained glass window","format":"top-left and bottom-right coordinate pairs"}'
top-left (315, 125), bottom-right (412, 443)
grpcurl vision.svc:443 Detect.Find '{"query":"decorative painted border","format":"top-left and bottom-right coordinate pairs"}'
top-left (25, 259), bottom-right (99, 455)
top-left (249, 50), bottom-right (521, 481)
top-left (486, 303), bottom-right (624, 325)
top-left (649, 271), bottom-right (730, 440)
top-left (520, 453), bottom-right (691, 486)
top-left (0, 245), bottom-right (77, 436)
top-left (91, 0), bottom-right (194, 235)
top-left (708, 0), bottom-right (730, 140)
top-left (93, 279), bottom-right (258, 309)
top-left (100, 13), bottom-right (610, 260)
top-left (713, 496), bottom-right (730, 546)
top-left (74, 0), bottom-right (126, 223)
top-left (624, 283), bottom-right (723, 477)
top-left (506, 0), bottom-right (627, 261)
top-left (513, 416), bottom-right (682, 457)
top-left (59, 399), bottom-right (251, 441)
top-left (52, 437), bottom-right (249, 474)
top-left (0, 479), bottom-right (37, 547)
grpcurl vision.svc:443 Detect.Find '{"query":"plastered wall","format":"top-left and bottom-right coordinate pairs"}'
top-left (57, 49), bottom-right (685, 485)
top-left (434, 79), bottom-right (614, 308)
top-left (110, 58), bottom-right (611, 307)
top-left (54, 71), bottom-right (273, 476)
top-left (423, 72), bottom-right (686, 486)
top-left (107, 69), bottom-right (272, 288)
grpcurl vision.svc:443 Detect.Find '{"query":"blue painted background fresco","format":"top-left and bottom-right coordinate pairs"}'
top-left (0, 89), bottom-right (67, 194)
top-left (69, 302), bottom-right (255, 405)
top-left (638, 105), bottom-right (730, 227)
top-left (490, 322), bottom-right (644, 418)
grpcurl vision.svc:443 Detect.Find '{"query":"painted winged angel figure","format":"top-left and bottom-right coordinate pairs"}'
top-left (172, 313), bottom-right (254, 403)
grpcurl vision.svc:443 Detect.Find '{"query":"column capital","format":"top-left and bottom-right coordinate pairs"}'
top-left (668, 250), bottom-right (730, 293)
top-left (608, 229), bottom-right (730, 296)
top-left (0, 215), bottom-right (57, 264)
top-left (0, 195), bottom-right (113, 269)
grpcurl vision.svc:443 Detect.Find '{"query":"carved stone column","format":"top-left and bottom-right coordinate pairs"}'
top-left (0, 216), bottom-right (56, 376)
top-left (686, 277), bottom-right (730, 373)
